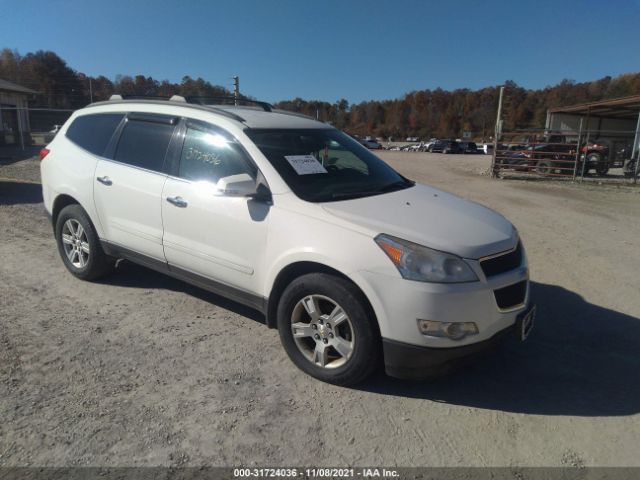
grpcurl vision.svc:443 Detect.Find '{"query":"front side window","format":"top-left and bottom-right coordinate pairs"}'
top-left (246, 129), bottom-right (412, 202)
top-left (66, 113), bottom-right (124, 156)
top-left (114, 119), bottom-right (175, 172)
top-left (178, 124), bottom-right (256, 183)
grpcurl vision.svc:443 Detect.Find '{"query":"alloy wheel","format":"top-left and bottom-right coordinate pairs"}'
top-left (61, 219), bottom-right (90, 268)
top-left (290, 294), bottom-right (355, 369)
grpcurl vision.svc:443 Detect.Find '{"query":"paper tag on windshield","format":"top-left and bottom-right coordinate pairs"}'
top-left (284, 155), bottom-right (328, 175)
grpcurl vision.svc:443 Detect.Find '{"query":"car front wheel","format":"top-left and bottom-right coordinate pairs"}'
top-left (55, 204), bottom-right (114, 281)
top-left (277, 273), bottom-right (380, 385)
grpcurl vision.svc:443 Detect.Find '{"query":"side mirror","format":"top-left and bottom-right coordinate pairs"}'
top-left (216, 173), bottom-right (258, 197)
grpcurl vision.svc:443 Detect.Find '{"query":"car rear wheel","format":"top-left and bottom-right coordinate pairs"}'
top-left (595, 164), bottom-right (610, 176)
top-left (55, 204), bottom-right (114, 281)
top-left (535, 160), bottom-right (553, 175)
top-left (277, 273), bottom-right (380, 385)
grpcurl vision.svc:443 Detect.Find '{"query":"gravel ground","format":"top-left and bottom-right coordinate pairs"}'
top-left (1, 152), bottom-right (639, 467)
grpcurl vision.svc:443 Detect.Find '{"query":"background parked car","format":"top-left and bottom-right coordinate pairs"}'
top-left (361, 139), bottom-right (384, 149)
top-left (429, 139), bottom-right (461, 154)
top-left (423, 138), bottom-right (437, 151)
top-left (44, 125), bottom-right (61, 143)
top-left (478, 143), bottom-right (494, 155)
top-left (458, 141), bottom-right (478, 154)
top-left (504, 143), bottom-right (576, 174)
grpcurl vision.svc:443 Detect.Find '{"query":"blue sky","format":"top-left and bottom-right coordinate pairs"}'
top-left (1, 0), bottom-right (639, 103)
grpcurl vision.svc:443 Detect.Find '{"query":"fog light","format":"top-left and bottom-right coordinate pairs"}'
top-left (417, 319), bottom-right (479, 340)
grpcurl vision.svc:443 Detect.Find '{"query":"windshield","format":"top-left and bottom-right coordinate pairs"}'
top-left (246, 128), bottom-right (413, 202)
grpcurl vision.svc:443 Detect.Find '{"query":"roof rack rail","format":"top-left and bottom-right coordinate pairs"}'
top-left (98, 95), bottom-right (246, 123)
top-left (108, 94), bottom-right (186, 103)
top-left (186, 96), bottom-right (273, 112)
top-left (111, 94), bottom-right (176, 101)
top-left (107, 94), bottom-right (273, 112)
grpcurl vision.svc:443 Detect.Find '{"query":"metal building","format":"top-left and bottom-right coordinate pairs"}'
top-left (0, 78), bottom-right (38, 148)
top-left (546, 95), bottom-right (640, 171)
top-left (492, 95), bottom-right (640, 181)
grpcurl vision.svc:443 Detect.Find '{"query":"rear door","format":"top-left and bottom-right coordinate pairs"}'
top-left (93, 113), bottom-right (178, 261)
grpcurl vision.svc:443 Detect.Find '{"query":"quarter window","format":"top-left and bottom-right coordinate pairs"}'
top-left (178, 125), bottom-right (256, 183)
top-left (114, 119), bottom-right (175, 172)
top-left (66, 113), bottom-right (124, 156)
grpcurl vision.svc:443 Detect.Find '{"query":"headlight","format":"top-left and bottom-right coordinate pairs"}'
top-left (375, 234), bottom-right (478, 283)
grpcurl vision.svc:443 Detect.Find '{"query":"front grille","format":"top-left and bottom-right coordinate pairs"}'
top-left (494, 280), bottom-right (527, 310)
top-left (480, 241), bottom-right (523, 278)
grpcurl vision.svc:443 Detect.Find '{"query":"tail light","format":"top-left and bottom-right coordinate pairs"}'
top-left (39, 148), bottom-right (50, 161)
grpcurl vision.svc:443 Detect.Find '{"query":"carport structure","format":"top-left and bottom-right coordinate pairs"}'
top-left (546, 94), bottom-right (640, 181)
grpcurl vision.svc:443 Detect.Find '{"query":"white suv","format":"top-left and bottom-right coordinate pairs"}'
top-left (40, 96), bottom-right (534, 385)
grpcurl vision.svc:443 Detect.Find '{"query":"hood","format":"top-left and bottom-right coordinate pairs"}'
top-left (322, 184), bottom-right (516, 259)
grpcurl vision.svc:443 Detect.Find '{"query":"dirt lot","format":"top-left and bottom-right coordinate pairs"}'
top-left (1, 151), bottom-right (639, 467)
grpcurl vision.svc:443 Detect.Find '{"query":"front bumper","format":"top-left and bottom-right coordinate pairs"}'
top-left (383, 303), bottom-right (535, 379)
top-left (356, 264), bottom-right (530, 349)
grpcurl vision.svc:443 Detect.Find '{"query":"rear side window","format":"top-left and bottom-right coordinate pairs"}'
top-left (65, 113), bottom-right (124, 156)
top-left (114, 119), bottom-right (175, 172)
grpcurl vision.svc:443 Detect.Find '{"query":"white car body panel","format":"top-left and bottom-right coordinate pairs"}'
top-left (161, 176), bottom-right (269, 292)
top-left (41, 140), bottom-right (104, 236)
top-left (94, 159), bottom-right (167, 261)
top-left (322, 183), bottom-right (516, 259)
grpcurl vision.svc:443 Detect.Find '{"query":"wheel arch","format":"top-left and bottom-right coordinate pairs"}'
top-left (51, 193), bottom-right (105, 240)
top-left (265, 261), bottom-right (379, 334)
top-left (51, 194), bottom-right (81, 229)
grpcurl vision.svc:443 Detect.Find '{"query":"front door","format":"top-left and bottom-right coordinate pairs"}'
top-left (161, 120), bottom-right (270, 296)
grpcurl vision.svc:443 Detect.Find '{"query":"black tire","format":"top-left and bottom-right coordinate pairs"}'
top-left (535, 160), bottom-right (553, 175)
top-left (277, 273), bottom-right (380, 386)
top-left (55, 204), bottom-right (114, 281)
top-left (595, 164), bottom-right (609, 176)
top-left (442, 148), bottom-right (449, 154)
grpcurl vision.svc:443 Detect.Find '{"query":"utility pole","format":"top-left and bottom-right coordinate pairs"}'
top-left (494, 86), bottom-right (504, 139)
top-left (89, 78), bottom-right (93, 103)
top-left (233, 76), bottom-right (239, 106)
top-left (490, 85), bottom-right (505, 178)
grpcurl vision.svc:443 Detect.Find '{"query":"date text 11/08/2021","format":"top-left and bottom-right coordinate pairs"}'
top-left (233, 467), bottom-right (400, 478)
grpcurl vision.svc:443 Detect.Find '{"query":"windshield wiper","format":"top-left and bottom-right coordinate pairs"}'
top-left (330, 180), bottom-right (413, 200)
top-left (379, 179), bottom-right (414, 192)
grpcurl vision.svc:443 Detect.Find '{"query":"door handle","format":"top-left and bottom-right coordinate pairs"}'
top-left (96, 176), bottom-right (112, 186)
top-left (166, 196), bottom-right (188, 208)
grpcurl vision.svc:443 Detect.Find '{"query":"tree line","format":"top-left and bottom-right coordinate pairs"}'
top-left (1, 48), bottom-right (639, 139)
